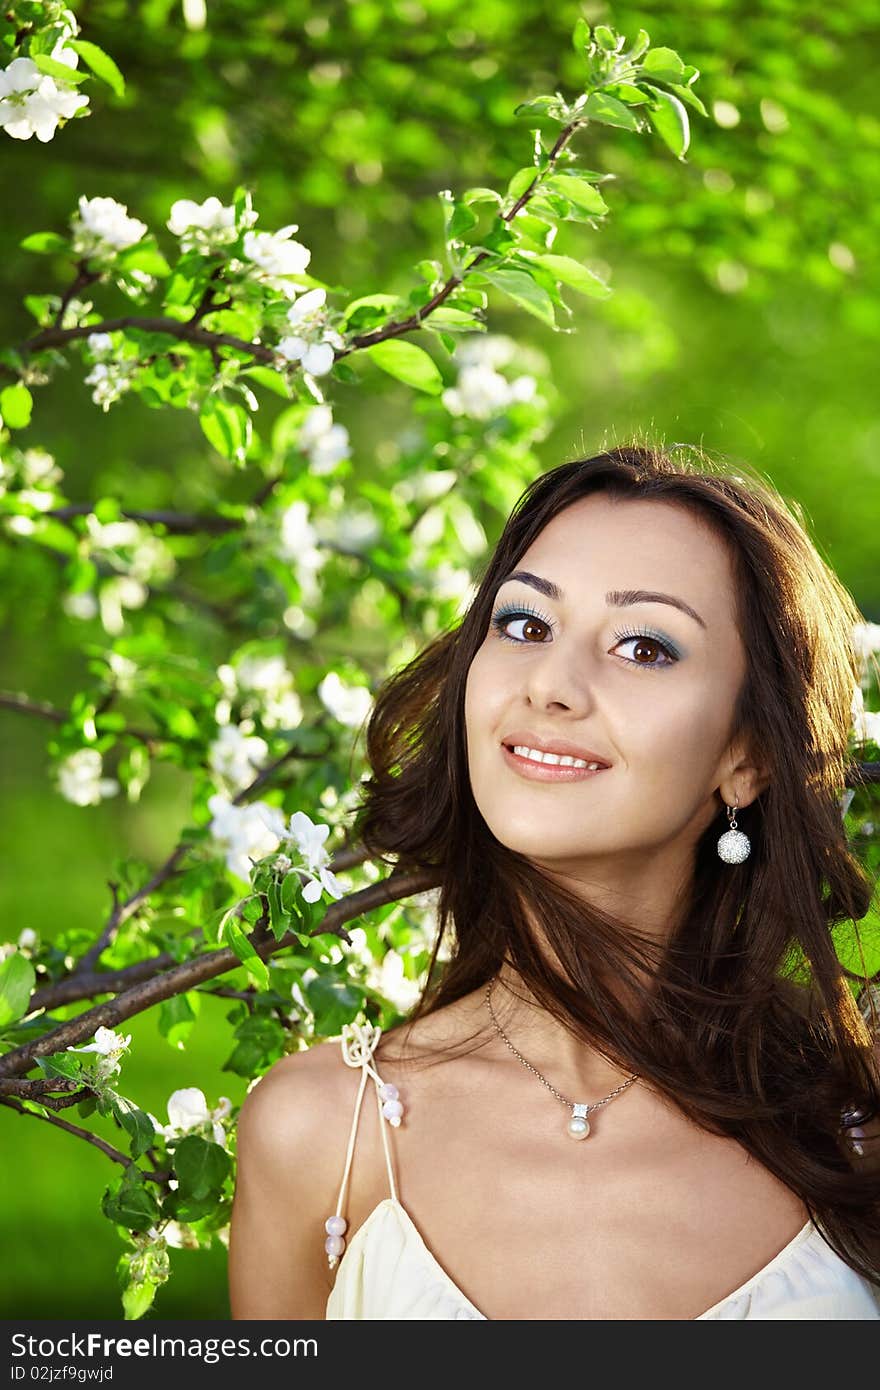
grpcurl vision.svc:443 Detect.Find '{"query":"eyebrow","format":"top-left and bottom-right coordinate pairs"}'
top-left (496, 570), bottom-right (707, 630)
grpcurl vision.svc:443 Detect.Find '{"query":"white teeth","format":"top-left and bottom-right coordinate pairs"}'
top-left (511, 744), bottom-right (602, 770)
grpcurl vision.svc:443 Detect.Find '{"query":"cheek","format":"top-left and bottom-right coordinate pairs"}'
top-left (464, 646), bottom-right (499, 741)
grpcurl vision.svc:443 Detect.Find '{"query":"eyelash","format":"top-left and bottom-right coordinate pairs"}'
top-left (489, 603), bottom-right (680, 672)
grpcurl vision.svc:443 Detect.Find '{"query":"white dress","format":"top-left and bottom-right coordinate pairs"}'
top-left (323, 1022), bottom-right (880, 1321)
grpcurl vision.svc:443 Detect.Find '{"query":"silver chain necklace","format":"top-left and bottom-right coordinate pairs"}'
top-left (485, 979), bottom-right (640, 1141)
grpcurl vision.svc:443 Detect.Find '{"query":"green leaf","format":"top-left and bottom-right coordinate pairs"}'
top-left (625, 29), bottom-right (652, 63)
top-left (35, 1052), bottom-right (82, 1082)
top-left (520, 253), bottom-right (611, 300)
top-left (122, 1278), bottom-right (160, 1320)
top-left (20, 232), bottom-right (69, 255)
top-left (219, 913), bottom-right (269, 991)
top-left (162, 1188), bottom-right (220, 1222)
top-left (506, 167), bottom-right (540, 203)
top-left (242, 365), bottom-right (292, 398)
top-left (305, 975), bottom-right (365, 1035)
top-left (341, 294), bottom-right (402, 329)
top-left (641, 46), bottom-right (686, 83)
top-left (461, 187), bottom-right (502, 207)
top-left (593, 25), bottom-right (621, 52)
top-left (0, 951), bottom-right (36, 1027)
top-left (68, 39), bottom-right (126, 97)
top-left (362, 340), bottom-right (443, 395)
top-left (666, 82), bottom-right (708, 118)
top-left (0, 383), bottom-right (33, 430)
top-left (172, 1135), bottom-right (232, 1199)
top-left (572, 17), bottom-right (591, 53)
top-left (199, 395), bottom-right (252, 464)
top-left (32, 53), bottom-right (88, 84)
top-left (543, 174), bottom-right (609, 217)
top-left (513, 96), bottom-right (568, 124)
top-left (116, 244), bottom-right (171, 277)
top-left (480, 267), bottom-right (557, 329)
top-left (221, 1014), bottom-right (286, 1077)
top-left (113, 1099), bottom-right (157, 1159)
top-left (101, 1167), bottom-right (161, 1233)
top-left (267, 877), bottom-right (288, 941)
top-left (158, 991), bottom-right (200, 1051)
top-left (583, 91), bottom-right (642, 131)
top-left (422, 306), bottom-right (485, 333)
top-left (446, 201), bottom-right (479, 240)
top-left (644, 85), bottom-right (690, 158)
top-left (603, 82), bottom-right (650, 105)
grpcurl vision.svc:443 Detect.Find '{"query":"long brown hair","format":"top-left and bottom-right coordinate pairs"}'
top-left (351, 442), bottom-right (880, 1288)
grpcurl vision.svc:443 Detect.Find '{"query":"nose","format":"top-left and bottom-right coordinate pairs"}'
top-left (523, 641), bottom-right (597, 715)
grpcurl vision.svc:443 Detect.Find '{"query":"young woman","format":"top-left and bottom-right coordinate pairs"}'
top-left (228, 443), bottom-right (880, 1320)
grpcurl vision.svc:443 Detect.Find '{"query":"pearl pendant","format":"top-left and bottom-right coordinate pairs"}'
top-left (567, 1102), bottom-right (591, 1140)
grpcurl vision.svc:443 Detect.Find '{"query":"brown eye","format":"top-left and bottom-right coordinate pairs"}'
top-left (491, 611), bottom-right (552, 644)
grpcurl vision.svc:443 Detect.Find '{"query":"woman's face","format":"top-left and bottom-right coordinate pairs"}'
top-left (464, 492), bottom-right (763, 890)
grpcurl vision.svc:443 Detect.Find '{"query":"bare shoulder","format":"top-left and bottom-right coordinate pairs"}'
top-left (229, 1038), bottom-right (355, 1319)
top-left (236, 1038), bottom-right (353, 1166)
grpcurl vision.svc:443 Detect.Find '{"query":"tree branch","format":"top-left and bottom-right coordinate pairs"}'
top-left (44, 503), bottom-right (243, 534)
top-left (0, 866), bottom-right (439, 1079)
top-left (17, 116), bottom-right (584, 376)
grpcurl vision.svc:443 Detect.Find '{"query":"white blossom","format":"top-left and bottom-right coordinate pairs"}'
top-left (56, 748), bottom-right (120, 806)
top-left (453, 333), bottom-right (518, 369)
top-left (853, 622), bottom-right (880, 675)
top-left (84, 515), bottom-right (144, 551)
top-left (276, 336), bottom-right (335, 377)
top-left (277, 498), bottom-right (322, 566)
top-left (207, 793), bottom-right (286, 882)
top-left (442, 362), bottom-right (536, 420)
top-left (262, 808), bottom-right (346, 903)
top-left (242, 225), bottom-right (311, 278)
top-left (17, 927), bottom-right (37, 951)
top-left (208, 723), bottom-right (270, 793)
top-left (21, 449), bottom-right (63, 488)
top-left (286, 287), bottom-right (327, 325)
top-left (66, 1025), bottom-right (132, 1081)
top-left (315, 504), bottom-right (381, 552)
top-left (217, 655), bottom-right (304, 732)
top-left (317, 671), bottom-right (372, 728)
top-left (0, 55), bottom-right (88, 142)
top-left (368, 949), bottom-right (422, 1012)
top-left (86, 332), bottom-right (114, 355)
top-left (62, 591), bottom-right (99, 620)
top-left (298, 404), bottom-right (350, 474)
top-left (167, 196), bottom-right (236, 250)
top-left (72, 195), bottom-right (148, 256)
top-left (153, 1088), bottom-right (231, 1146)
top-left (851, 686), bottom-right (880, 746)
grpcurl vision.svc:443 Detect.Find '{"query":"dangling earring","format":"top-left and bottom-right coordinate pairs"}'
top-left (717, 800), bottom-right (751, 863)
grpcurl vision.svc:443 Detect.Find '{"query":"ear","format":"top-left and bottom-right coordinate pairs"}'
top-left (717, 735), bottom-right (770, 811)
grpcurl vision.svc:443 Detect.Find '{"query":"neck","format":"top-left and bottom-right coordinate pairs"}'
top-left (486, 964), bottom-right (642, 1103)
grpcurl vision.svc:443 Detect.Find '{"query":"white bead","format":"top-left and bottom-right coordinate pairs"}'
top-left (325, 1215), bottom-right (347, 1236)
top-left (324, 1233), bottom-right (345, 1257)
top-left (387, 1114), bottom-right (401, 1127)
top-left (382, 1098), bottom-right (403, 1119)
top-left (567, 1116), bottom-right (590, 1139)
top-left (379, 1082), bottom-right (399, 1101)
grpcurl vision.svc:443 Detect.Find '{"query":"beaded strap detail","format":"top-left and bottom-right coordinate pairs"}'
top-left (324, 1020), bottom-right (404, 1270)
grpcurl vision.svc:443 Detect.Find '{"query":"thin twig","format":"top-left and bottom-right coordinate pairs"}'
top-left (0, 1094), bottom-right (170, 1182)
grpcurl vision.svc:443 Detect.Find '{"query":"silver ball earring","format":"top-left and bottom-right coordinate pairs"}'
top-left (717, 801), bottom-right (751, 864)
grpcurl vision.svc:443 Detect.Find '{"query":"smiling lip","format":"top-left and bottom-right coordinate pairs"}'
top-left (501, 744), bottom-right (611, 782)
top-left (500, 732), bottom-right (611, 766)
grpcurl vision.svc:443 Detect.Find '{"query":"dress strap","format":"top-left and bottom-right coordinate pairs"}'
top-left (323, 1020), bottom-right (404, 1271)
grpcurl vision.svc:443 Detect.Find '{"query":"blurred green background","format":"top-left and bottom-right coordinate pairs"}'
top-left (1, 0), bottom-right (879, 1316)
